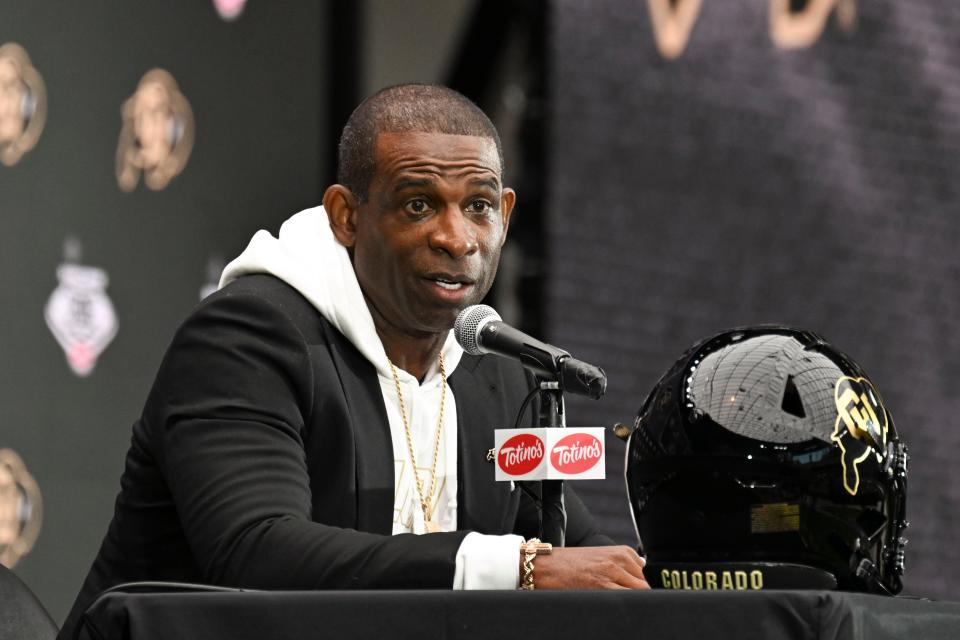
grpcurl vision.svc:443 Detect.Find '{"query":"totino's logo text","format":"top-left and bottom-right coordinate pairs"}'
top-left (498, 435), bottom-right (544, 476)
top-left (550, 432), bottom-right (602, 474)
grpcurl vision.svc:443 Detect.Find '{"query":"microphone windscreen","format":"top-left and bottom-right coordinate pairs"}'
top-left (454, 304), bottom-right (500, 355)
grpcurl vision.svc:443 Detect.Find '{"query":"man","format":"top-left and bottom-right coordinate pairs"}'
top-left (59, 84), bottom-right (646, 639)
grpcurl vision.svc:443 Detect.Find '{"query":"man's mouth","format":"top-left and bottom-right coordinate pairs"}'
top-left (433, 277), bottom-right (465, 290)
top-left (424, 273), bottom-right (477, 293)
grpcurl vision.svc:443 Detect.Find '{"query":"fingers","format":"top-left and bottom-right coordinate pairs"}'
top-left (602, 571), bottom-right (649, 590)
top-left (595, 546), bottom-right (649, 590)
top-left (535, 545), bottom-right (651, 590)
top-left (615, 547), bottom-right (648, 584)
top-left (620, 569), bottom-right (650, 589)
top-left (610, 560), bottom-right (650, 590)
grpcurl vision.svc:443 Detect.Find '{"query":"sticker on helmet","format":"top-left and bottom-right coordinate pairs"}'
top-left (750, 502), bottom-right (800, 534)
top-left (831, 376), bottom-right (888, 496)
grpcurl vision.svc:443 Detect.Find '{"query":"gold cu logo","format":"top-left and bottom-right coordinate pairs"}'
top-left (646, 0), bottom-right (703, 60)
top-left (0, 42), bottom-right (47, 167)
top-left (116, 68), bottom-right (194, 192)
top-left (0, 449), bottom-right (43, 568)
top-left (646, 0), bottom-right (858, 60)
top-left (831, 376), bottom-right (887, 496)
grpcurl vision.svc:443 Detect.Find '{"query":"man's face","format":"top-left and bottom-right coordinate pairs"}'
top-left (351, 131), bottom-right (515, 338)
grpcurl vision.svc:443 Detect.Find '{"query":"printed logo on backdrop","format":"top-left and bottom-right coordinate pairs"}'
top-left (213, 0), bottom-right (248, 21)
top-left (646, 0), bottom-right (857, 59)
top-left (0, 42), bottom-right (47, 167)
top-left (45, 239), bottom-right (118, 377)
top-left (0, 449), bottom-right (42, 569)
top-left (116, 69), bottom-right (194, 192)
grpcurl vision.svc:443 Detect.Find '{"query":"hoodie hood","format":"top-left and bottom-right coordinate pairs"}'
top-left (219, 205), bottom-right (462, 379)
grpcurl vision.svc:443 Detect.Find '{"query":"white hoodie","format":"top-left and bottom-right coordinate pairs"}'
top-left (220, 205), bottom-right (522, 589)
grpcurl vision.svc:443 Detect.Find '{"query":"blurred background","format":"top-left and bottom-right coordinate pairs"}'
top-left (1, 0), bottom-right (957, 623)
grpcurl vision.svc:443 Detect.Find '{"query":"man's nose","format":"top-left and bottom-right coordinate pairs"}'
top-left (429, 206), bottom-right (479, 259)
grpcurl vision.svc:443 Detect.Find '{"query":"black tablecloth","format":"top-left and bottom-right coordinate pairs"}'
top-left (78, 589), bottom-right (960, 640)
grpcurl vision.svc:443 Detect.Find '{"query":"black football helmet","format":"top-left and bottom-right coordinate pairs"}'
top-left (624, 326), bottom-right (908, 594)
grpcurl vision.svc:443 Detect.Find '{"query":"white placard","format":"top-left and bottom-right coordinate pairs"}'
top-left (494, 427), bottom-right (606, 481)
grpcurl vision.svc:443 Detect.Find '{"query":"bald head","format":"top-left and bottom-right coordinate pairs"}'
top-left (337, 84), bottom-right (503, 201)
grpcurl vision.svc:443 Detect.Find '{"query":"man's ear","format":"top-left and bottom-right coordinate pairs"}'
top-left (499, 188), bottom-right (517, 246)
top-left (324, 184), bottom-right (359, 248)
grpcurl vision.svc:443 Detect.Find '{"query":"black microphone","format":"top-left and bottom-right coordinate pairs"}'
top-left (454, 305), bottom-right (607, 399)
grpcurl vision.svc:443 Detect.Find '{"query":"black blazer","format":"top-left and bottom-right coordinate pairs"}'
top-left (59, 275), bottom-right (610, 639)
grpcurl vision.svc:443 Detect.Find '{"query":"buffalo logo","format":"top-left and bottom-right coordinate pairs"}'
top-left (0, 449), bottom-right (42, 569)
top-left (45, 260), bottom-right (119, 377)
top-left (0, 42), bottom-right (47, 167)
top-left (116, 69), bottom-right (194, 192)
top-left (498, 434), bottom-right (545, 476)
top-left (213, 0), bottom-right (248, 21)
top-left (831, 376), bottom-right (887, 496)
top-left (550, 432), bottom-right (603, 474)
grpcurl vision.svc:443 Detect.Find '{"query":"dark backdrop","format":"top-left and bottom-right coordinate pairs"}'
top-left (0, 0), bottom-right (325, 622)
top-left (549, 0), bottom-right (960, 600)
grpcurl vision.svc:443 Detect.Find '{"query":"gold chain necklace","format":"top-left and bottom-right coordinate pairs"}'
top-left (388, 352), bottom-right (446, 533)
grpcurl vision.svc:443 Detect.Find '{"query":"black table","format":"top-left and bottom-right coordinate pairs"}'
top-left (78, 588), bottom-right (960, 640)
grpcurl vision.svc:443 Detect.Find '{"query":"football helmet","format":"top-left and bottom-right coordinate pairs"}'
top-left (624, 326), bottom-right (907, 594)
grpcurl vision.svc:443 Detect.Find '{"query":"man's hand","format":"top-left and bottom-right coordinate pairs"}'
top-left (526, 545), bottom-right (650, 590)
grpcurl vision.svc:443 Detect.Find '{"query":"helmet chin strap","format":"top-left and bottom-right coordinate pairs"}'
top-left (855, 558), bottom-right (895, 595)
top-left (853, 438), bottom-right (908, 595)
top-left (883, 439), bottom-right (909, 592)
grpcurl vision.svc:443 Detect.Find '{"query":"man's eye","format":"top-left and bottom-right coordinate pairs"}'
top-left (467, 200), bottom-right (492, 214)
top-left (404, 199), bottom-right (429, 215)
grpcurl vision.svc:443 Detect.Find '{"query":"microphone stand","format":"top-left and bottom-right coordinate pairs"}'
top-left (538, 381), bottom-right (567, 547)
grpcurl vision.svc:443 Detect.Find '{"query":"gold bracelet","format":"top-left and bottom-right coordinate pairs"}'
top-left (520, 538), bottom-right (553, 590)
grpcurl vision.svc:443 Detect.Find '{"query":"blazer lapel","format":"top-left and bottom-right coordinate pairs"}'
top-left (451, 356), bottom-right (517, 534)
top-left (323, 323), bottom-right (396, 535)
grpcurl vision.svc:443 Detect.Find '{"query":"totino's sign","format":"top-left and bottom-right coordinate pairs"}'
top-left (494, 428), bottom-right (605, 481)
top-left (498, 433), bottom-right (545, 476)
